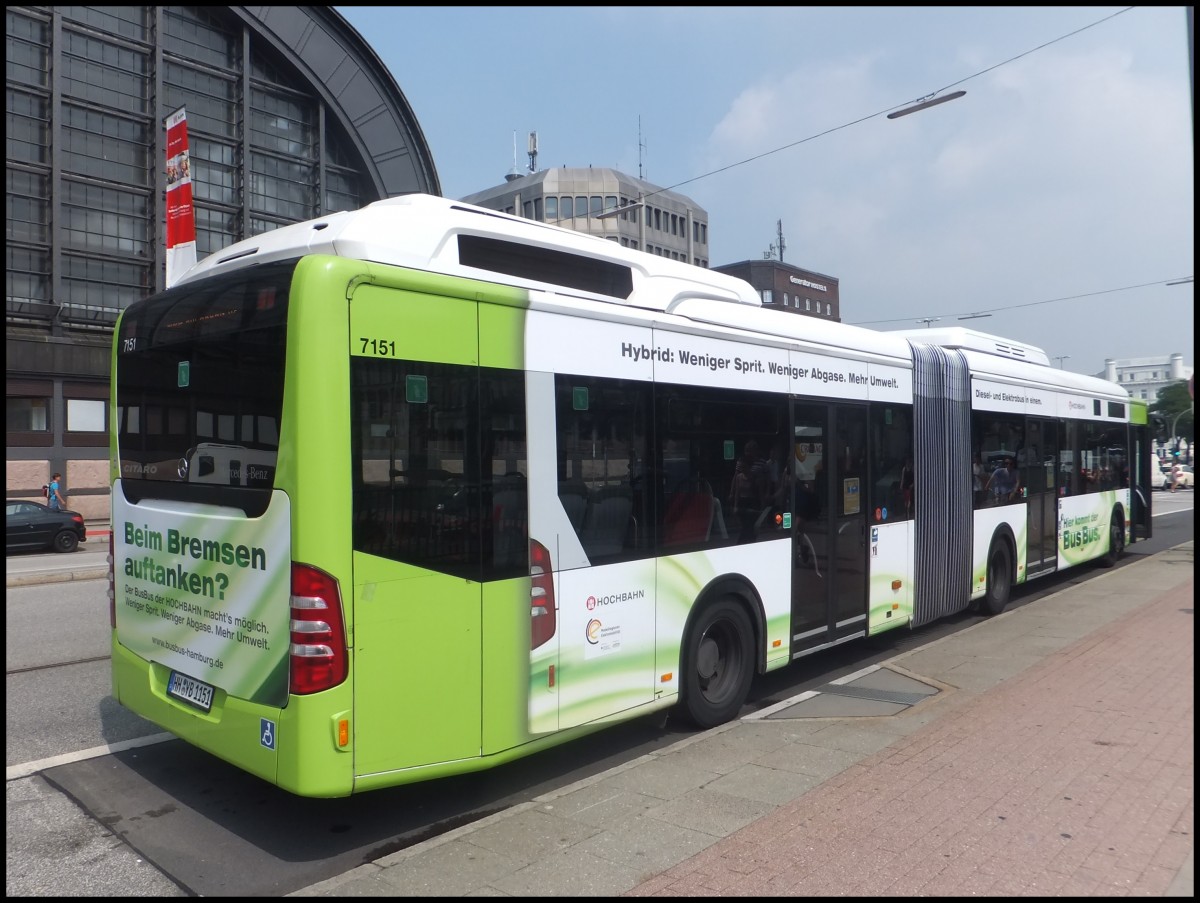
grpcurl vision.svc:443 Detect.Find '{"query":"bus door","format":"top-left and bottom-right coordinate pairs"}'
top-left (348, 284), bottom-right (486, 775)
top-left (1023, 417), bottom-right (1058, 574)
top-left (790, 402), bottom-right (869, 657)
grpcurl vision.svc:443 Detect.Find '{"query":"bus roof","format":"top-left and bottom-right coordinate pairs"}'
top-left (174, 193), bottom-right (763, 312)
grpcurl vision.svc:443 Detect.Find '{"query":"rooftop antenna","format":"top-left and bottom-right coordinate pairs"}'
top-left (638, 115), bottom-right (645, 180)
top-left (527, 131), bottom-right (538, 173)
top-left (504, 131), bottom-right (523, 181)
top-left (763, 221), bottom-right (786, 261)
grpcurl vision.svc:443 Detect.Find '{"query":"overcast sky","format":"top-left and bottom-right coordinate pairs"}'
top-left (337, 6), bottom-right (1194, 379)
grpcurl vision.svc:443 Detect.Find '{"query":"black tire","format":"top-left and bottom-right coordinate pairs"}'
top-left (980, 539), bottom-right (1012, 616)
top-left (1097, 514), bottom-right (1124, 568)
top-left (53, 529), bottom-right (79, 554)
top-left (677, 597), bottom-right (755, 729)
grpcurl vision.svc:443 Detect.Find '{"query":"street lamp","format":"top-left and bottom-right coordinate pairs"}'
top-left (917, 317), bottom-right (940, 328)
top-left (1054, 355), bottom-right (1070, 369)
top-left (887, 90), bottom-right (967, 119)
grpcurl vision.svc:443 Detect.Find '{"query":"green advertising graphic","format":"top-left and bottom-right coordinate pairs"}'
top-left (1058, 491), bottom-right (1123, 567)
top-left (112, 487), bottom-right (292, 707)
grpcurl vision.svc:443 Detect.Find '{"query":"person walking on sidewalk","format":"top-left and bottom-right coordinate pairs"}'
top-left (1168, 462), bottom-right (1182, 493)
top-left (48, 472), bottom-right (66, 510)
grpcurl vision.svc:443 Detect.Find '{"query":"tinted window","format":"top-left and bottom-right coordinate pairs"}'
top-left (115, 260), bottom-right (293, 512)
top-left (555, 375), bottom-right (651, 565)
top-left (458, 235), bottom-right (633, 299)
top-left (351, 359), bottom-right (527, 581)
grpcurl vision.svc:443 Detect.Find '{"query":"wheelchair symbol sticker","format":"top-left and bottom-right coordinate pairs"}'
top-left (260, 718), bottom-right (276, 750)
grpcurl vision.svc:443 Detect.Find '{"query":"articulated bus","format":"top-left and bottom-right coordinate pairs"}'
top-left (109, 194), bottom-right (1153, 797)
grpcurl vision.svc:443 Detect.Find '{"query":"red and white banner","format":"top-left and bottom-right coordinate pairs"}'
top-left (165, 106), bottom-right (197, 288)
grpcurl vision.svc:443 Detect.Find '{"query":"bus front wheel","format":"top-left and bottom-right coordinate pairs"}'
top-left (677, 597), bottom-right (754, 729)
top-left (980, 540), bottom-right (1012, 616)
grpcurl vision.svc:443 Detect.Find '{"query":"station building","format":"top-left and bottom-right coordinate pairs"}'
top-left (5, 6), bottom-right (439, 517)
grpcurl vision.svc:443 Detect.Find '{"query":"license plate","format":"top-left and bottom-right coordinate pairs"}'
top-left (167, 671), bottom-right (214, 713)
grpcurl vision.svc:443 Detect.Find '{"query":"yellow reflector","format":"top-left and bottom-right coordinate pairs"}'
top-left (660, 672), bottom-right (673, 683)
top-left (891, 580), bottom-right (902, 591)
top-left (548, 664), bottom-right (555, 687)
top-left (771, 639), bottom-right (782, 648)
top-left (892, 602), bottom-right (899, 610)
top-left (337, 718), bottom-right (349, 748)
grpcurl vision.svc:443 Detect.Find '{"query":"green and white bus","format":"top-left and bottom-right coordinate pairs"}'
top-left (109, 194), bottom-right (1152, 797)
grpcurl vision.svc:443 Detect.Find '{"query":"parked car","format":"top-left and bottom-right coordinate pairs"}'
top-left (1161, 464), bottom-right (1194, 491)
top-left (5, 500), bottom-right (87, 553)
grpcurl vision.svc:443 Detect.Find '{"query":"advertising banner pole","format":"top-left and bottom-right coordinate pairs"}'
top-left (164, 106), bottom-right (197, 288)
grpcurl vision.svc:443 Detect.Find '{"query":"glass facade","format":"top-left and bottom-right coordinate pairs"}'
top-left (5, 6), bottom-right (439, 516)
top-left (5, 6), bottom-right (375, 330)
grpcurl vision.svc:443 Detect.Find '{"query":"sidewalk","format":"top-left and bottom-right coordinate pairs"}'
top-left (293, 543), bottom-right (1193, 898)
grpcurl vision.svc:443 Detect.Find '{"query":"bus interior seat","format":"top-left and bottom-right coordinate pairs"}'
top-left (579, 493), bottom-right (633, 558)
top-left (663, 482), bottom-right (715, 544)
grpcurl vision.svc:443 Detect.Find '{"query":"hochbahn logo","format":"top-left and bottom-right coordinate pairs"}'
top-left (586, 590), bottom-right (645, 610)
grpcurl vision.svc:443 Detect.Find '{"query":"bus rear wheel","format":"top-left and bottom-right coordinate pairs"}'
top-left (677, 597), bottom-right (754, 729)
top-left (980, 540), bottom-right (1012, 616)
top-left (1098, 514), bottom-right (1124, 568)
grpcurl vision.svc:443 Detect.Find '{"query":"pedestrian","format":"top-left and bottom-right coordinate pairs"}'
top-left (1169, 463), bottom-right (1182, 493)
top-left (729, 440), bottom-right (769, 542)
top-left (985, 456), bottom-right (1018, 504)
top-left (48, 472), bottom-right (66, 510)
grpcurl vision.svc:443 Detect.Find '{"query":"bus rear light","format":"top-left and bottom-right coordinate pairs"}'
top-left (290, 563), bottom-right (348, 695)
top-left (529, 539), bottom-right (556, 649)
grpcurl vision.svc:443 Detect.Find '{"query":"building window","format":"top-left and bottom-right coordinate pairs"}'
top-left (590, 196), bottom-right (603, 218)
top-left (700, 223), bottom-right (707, 244)
top-left (826, 303), bottom-right (831, 315)
top-left (604, 195), bottom-right (616, 214)
top-left (560, 196), bottom-right (573, 219)
top-left (575, 196), bottom-right (587, 218)
top-left (654, 209), bottom-right (662, 231)
top-left (534, 197), bottom-right (543, 221)
top-left (7, 397), bottom-right (50, 431)
top-left (523, 200), bottom-right (532, 218)
top-left (67, 398), bottom-right (106, 432)
top-left (545, 196), bottom-right (558, 221)
top-left (762, 290), bottom-right (773, 304)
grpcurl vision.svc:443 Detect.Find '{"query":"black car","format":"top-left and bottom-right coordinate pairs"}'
top-left (5, 499), bottom-right (88, 553)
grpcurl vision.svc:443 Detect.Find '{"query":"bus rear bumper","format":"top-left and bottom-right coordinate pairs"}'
top-left (111, 638), bottom-right (355, 798)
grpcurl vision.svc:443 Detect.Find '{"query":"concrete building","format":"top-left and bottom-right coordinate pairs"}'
top-left (5, 6), bottom-right (439, 519)
top-left (1096, 354), bottom-right (1192, 405)
top-left (460, 167), bottom-right (710, 267)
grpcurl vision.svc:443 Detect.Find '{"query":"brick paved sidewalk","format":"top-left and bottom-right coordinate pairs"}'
top-left (628, 578), bottom-right (1194, 897)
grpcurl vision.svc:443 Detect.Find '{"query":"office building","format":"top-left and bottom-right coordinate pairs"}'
top-left (461, 167), bottom-right (710, 267)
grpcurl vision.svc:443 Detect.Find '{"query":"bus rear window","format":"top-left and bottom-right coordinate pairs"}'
top-left (114, 261), bottom-right (293, 506)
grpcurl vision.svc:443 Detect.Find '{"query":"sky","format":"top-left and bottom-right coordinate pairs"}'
top-left (336, 6), bottom-right (1194, 379)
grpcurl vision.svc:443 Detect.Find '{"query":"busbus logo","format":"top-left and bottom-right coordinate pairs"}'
top-left (586, 619), bottom-right (602, 644)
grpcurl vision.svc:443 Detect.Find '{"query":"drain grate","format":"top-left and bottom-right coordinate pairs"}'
top-left (813, 682), bottom-right (932, 706)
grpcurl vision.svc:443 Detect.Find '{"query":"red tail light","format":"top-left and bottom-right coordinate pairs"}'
top-left (107, 532), bottom-right (116, 629)
top-left (70, 513), bottom-right (85, 527)
top-left (289, 563), bottom-right (348, 694)
top-left (530, 539), bottom-right (556, 649)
